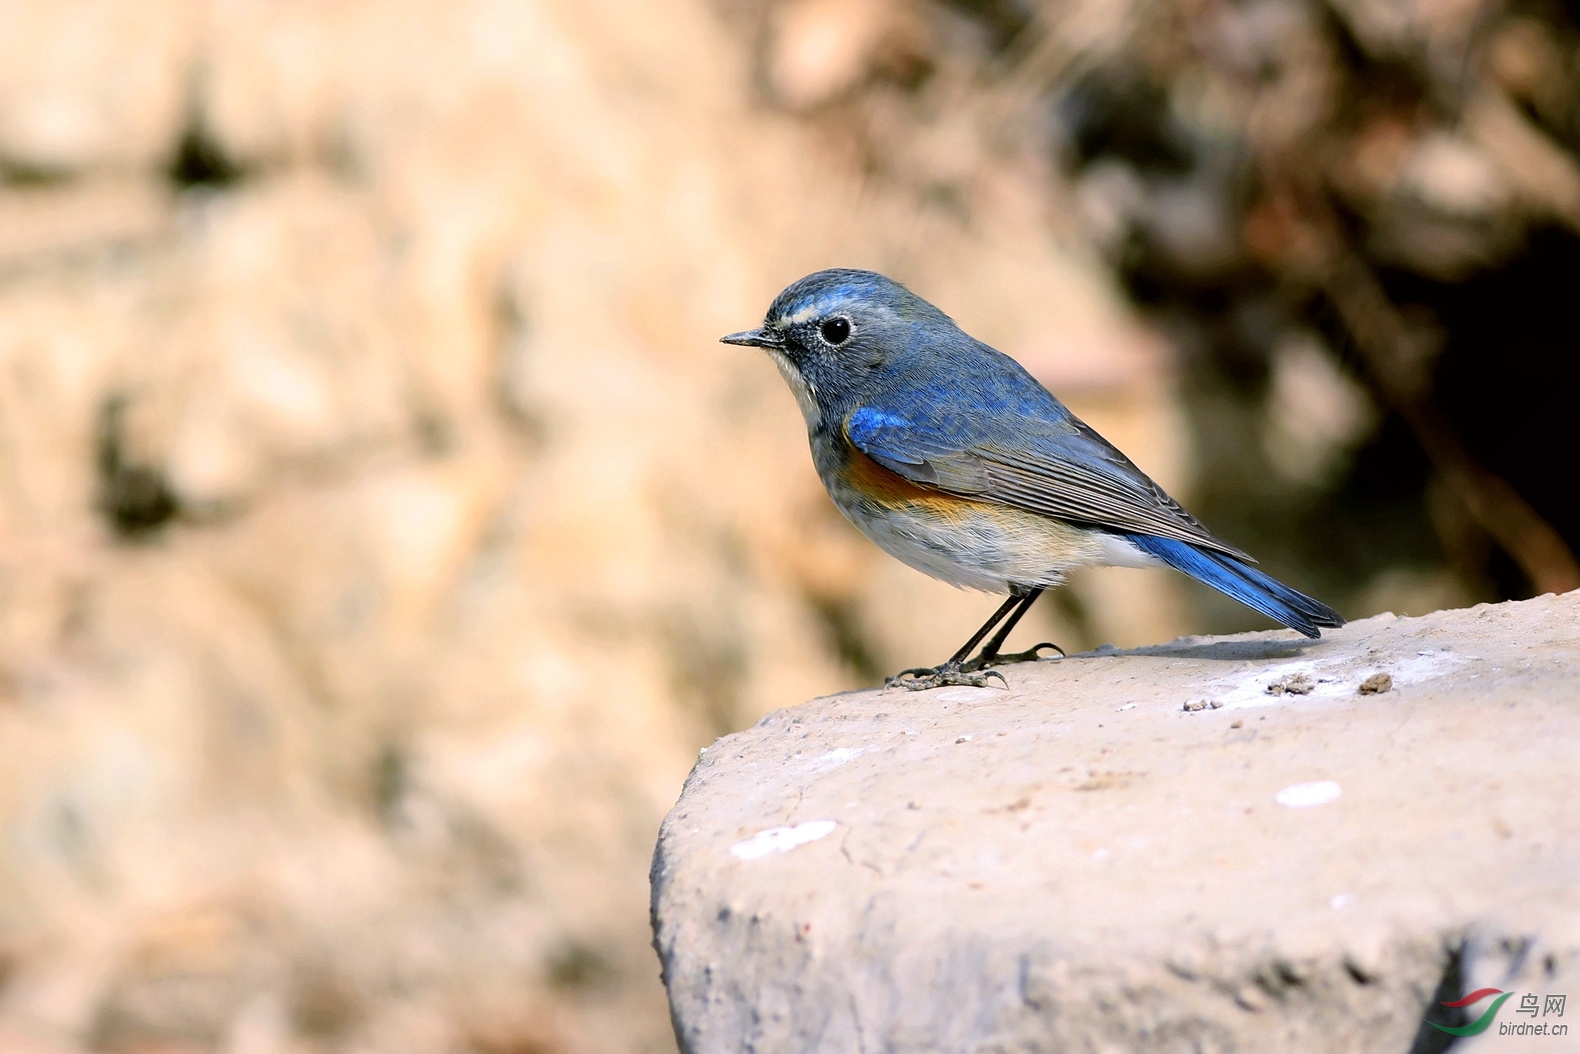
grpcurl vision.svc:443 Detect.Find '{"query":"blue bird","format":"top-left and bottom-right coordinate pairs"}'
top-left (723, 269), bottom-right (1344, 689)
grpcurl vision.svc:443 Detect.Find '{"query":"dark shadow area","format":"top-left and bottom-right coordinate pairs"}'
top-left (167, 116), bottom-right (244, 190)
top-left (1076, 635), bottom-right (1324, 663)
top-left (96, 397), bottom-right (180, 539)
top-left (1406, 944), bottom-right (1467, 1054)
top-left (0, 160), bottom-right (76, 186)
top-left (1415, 226), bottom-right (1580, 597)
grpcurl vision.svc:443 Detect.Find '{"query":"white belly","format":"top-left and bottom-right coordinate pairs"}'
top-left (837, 494), bottom-right (1161, 593)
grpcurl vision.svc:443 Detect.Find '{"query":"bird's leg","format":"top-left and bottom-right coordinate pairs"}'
top-left (885, 593), bottom-right (1025, 691)
top-left (959, 588), bottom-right (1064, 670)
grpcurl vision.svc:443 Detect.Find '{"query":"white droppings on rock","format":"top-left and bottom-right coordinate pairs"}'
top-left (811, 747), bottom-right (864, 768)
top-left (729, 820), bottom-right (838, 860)
top-left (1276, 780), bottom-right (1343, 808)
top-left (1212, 649), bottom-right (1469, 709)
top-left (935, 688), bottom-right (999, 704)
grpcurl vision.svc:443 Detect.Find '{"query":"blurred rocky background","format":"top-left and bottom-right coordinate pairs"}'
top-left (0, 0), bottom-right (1574, 1051)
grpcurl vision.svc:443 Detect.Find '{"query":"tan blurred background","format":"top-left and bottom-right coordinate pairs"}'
top-left (1, 1), bottom-right (1576, 1051)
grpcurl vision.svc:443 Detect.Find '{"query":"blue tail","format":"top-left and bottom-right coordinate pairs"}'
top-left (1122, 534), bottom-right (1344, 639)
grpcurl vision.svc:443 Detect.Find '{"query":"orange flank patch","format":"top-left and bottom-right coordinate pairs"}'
top-left (840, 445), bottom-right (974, 517)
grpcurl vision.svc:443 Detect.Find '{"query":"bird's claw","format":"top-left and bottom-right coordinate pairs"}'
top-left (884, 662), bottom-right (1009, 692)
top-left (883, 640), bottom-right (1062, 691)
top-left (963, 641), bottom-right (1065, 671)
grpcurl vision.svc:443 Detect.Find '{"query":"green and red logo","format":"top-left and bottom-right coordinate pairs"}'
top-left (1429, 988), bottom-right (1513, 1037)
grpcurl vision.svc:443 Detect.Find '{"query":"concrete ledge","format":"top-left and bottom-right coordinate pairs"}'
top-left (651, 593), bottom-right (1580, 1053)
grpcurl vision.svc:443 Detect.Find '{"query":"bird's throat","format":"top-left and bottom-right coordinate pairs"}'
top-left (768, 351), bottom-right (821, 429)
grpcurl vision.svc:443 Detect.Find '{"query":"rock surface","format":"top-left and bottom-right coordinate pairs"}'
top-left (651, 593), bottom-right (1580, 1053)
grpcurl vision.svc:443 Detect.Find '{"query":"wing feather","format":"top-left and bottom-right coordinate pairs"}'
top-left (847, 406), bottom-right (1252, 561)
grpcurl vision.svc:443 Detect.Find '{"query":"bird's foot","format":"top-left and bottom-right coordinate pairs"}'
top-left (961, 641), bottom-right (1065, 672)
top-left (884, 662), bottom-right (1008, 692)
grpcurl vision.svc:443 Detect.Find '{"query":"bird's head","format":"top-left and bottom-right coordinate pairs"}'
top-left (722, 268), bottom-right (953, 429)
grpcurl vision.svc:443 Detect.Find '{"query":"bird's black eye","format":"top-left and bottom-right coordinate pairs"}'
top-left (820, 317), bottom-right (851, 345)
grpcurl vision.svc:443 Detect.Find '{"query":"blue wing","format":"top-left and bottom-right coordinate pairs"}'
top-left (843, 345), bottom-right (1250, 560)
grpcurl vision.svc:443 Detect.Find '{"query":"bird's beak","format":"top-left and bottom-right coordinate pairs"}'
top-left (720, 327), bottom-right (784, 349)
